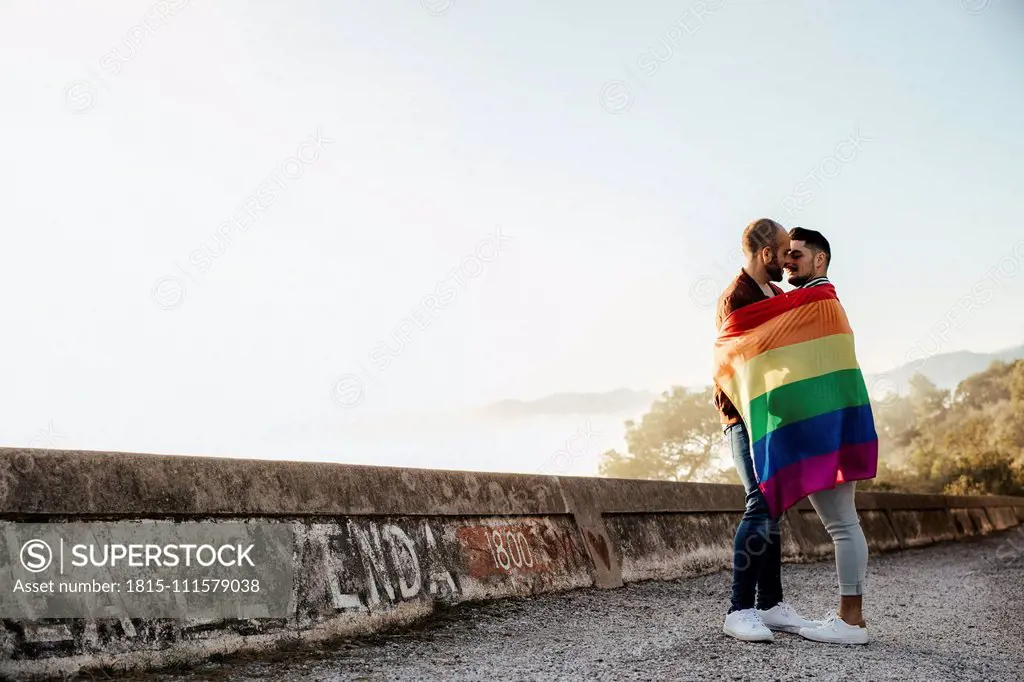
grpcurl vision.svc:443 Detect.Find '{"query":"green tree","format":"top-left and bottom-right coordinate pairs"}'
top-left (908, 374), bottom-right (949, 424)
top-left (873, 393), bottom-right (917, 450)
top-left (603, 359), bottom-right (1024, 496)
top-left (952, 360), bottom-right (1012, 410)
top-left (883, 362), bottom-right (1024, 495)
top-left (599, 386), bottom-right (727, 482)
top-left (860, 460), bottom-right (921, 492)
top-left (989, 400), bottom-right (1024, 463)
top-left (943, 448), bottom-right (1024, 496)
top-left (1008, 361), bottom-right (1024, 405)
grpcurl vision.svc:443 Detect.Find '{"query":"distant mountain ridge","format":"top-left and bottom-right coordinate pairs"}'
top-left (479, 389), bottom-right (659, 418)
top-left (864, 343), bottom-right (1024, 392)
top-left (480, 344), bottom-right (1024, 418)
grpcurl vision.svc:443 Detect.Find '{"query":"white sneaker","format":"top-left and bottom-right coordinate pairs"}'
top-left (758, 602), bottom-right (820, 634)
top-left (723, 608), bottom-right (774, 642)
top-left (798, 614), bottom-right (869, 645)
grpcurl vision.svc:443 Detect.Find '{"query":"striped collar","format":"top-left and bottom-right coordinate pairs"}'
top-left (801, 276), bottom-right (831, 288)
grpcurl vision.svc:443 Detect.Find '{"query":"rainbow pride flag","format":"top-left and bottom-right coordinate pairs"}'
top-left (713, 283), bottom-right (878, 518)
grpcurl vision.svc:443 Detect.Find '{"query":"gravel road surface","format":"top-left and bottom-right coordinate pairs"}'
top-left (115, 532), bottom-right (1024, 682)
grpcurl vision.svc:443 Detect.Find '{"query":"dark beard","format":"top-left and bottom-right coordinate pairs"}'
top-left (788, 272), bottom-right (811, 287)
top-left (766, 260), bottom-right (785, 282)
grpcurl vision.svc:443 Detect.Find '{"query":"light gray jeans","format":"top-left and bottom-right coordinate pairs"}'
top-left (807, 481), bottom-right (868, 596)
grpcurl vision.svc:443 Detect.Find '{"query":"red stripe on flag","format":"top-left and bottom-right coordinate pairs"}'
top-left (720, 283), bottom-right (839, 337)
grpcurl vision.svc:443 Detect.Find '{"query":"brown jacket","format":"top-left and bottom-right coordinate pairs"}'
top-left (714, 270), bottom-right (783, 427)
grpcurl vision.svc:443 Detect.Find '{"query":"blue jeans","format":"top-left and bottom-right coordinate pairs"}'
top-left (726, 422), bottom-right (783, 613)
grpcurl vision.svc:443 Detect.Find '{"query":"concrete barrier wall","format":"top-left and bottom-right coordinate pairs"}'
top-left (0, 448), bottom-right (1021, 680)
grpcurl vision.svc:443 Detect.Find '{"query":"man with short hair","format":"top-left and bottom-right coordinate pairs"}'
top-left (715, 218), bottom-right (817, 642)
top-left (785, 227), bottom-right (831, 288)
top-left (782, 226), bottom-right (873, 645)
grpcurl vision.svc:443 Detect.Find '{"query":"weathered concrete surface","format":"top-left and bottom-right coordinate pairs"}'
top-left (0, 448), bottom-right (1021, 680)
top-left (0, 449), bottom-right (567, 518)
top-left (987, 506), bottom-right (1018, 531)
top-left (0, 514), bottom-right (594, 680)
top-left (783, 510), bottom-right (834, 559)
top-left (860, 491), bottom-right (948, 510)
top-left (115, 532), bottom-right (1024, 682)
top-left (857, 510), bottom-right (903, 553)
top-left (776, 515), bottom-right (807, 560)
top-left (781, 507), bottom-right (900, 558)
top-left (945, 494), bottom-right (994, 509)
top-left (951, 508), bottom-right (980, 537)
top-left (556, 478), bottom-right (624, 589)
top-left (292, 515), bottom-right (592, 616)
top-left (888, 509), bottom-right (958, 548)
top-left (604, 513), bottom-right (742, 582)
top-left (563, 477), bottom-right (745, 513)
top-left (968, 507), bottom-right (995, 535)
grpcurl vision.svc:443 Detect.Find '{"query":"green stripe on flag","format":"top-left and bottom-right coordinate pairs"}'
top-left (747, 368), bottom-right (870, 443)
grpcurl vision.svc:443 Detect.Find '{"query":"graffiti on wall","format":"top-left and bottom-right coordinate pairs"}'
top-left (309, 519), bottom-right (460, 615)
top-left (1, 514), bottom-right (592, 664)
top-left (298, 515), bottom-right (590, 622)
top-left (457, 520), bottom-right (587, 581)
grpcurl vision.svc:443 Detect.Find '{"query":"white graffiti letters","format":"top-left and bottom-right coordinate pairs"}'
top-left (316, 520), bottom-right (458, 613)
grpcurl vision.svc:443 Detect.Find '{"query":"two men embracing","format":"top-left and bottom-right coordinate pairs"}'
top-left (713, 218), bottom-right (878, 645)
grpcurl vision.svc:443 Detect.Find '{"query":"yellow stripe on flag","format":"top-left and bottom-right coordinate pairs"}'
top-left (718, 333), bottom-right (860, 409)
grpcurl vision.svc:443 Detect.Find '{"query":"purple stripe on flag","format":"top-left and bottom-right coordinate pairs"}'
top-left (759, 440), bottom-right (879, 518)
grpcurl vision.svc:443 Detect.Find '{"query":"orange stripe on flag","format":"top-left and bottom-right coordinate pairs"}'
top-left (714, 299), bottom-right (852, 384)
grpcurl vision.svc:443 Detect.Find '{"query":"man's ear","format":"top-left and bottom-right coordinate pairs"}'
top-left (815, 251), bottom-right (827, 271)
top-left (760, 246), bottom-right (772, 264)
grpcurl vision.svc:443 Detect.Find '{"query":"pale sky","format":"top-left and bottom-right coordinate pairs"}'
top-left (1, 0), bottom-right (1023, 463)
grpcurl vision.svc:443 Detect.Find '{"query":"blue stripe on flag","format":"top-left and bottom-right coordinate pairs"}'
top-left (751, 404), bottom-right (877, 484)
